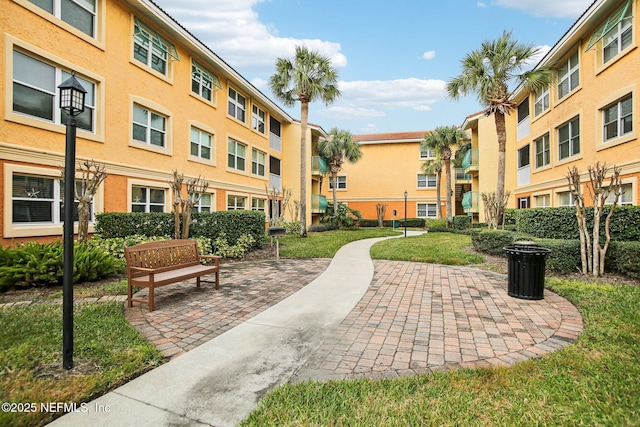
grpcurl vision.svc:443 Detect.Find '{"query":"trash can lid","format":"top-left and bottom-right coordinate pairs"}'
top-left (514, 241), bottom-right (538, 247)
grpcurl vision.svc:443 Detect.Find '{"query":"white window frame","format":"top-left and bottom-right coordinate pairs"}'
top-left (603, 5), bottom-right (633, 64)
top-left (557, 191), bottom-right (576, 207)
top-left (251, 148), bottom-right (266, 177)
top-left (417, 203), bottom-right (437, 218)
top-left (534, 87), bottom-right (550, 116)
top-left (518, 145), bottom-right (530, 169)
top-left (558, 117), bottom-right (580, 161)
top-left (417, 174), bottom-right (436, 188)
top-left (228, 87), bottom-right (246, 122)
top-left (190, 127), bottom-right (213, 161)
top-left (535, 134), bottom-right (550, 169)
top-left (191, 60), bottom-right (217, 102)
top-left (24, 0), bottom-right (97, 38)
top-left (534, 194), bottom-right (551, 208)
top-left (132, 104), bottom-right (167, 148)
top-left (420, 148), bottom-right (435, 158)
top-left (193, 193), bottom-right (213, 213)
top-left (252, 105), bottom-right (266, 134)
top-left (228, 139), bottom-right (247, 172)
top-left (557, 51), bottom-right (579, 100)
top-left (605, 183), bottom-right (633, 205)
top-left (603, 95), bottom-right (633, 142)
top-left (12, 49), bottom-right (96, 132)
top-left (131, 185), bottom-right (166, 213)
top-left (329, 176), bottom-right (347, 190)
top-left (227, 195), bottom-right (247, 210)
top-left (251, 198), bottom-right (266, 211)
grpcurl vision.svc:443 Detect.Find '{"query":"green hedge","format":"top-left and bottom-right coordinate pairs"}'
top-left (470, 230), bottom-right (533, 256)
top-left (453, 216), bottom-right (471, 230)
top-left (515, 206), bottom-right (640, 241)
top-left (96, 211), bottom-right (265, 249)
top-left (607, 241), bottom-right (640, 279)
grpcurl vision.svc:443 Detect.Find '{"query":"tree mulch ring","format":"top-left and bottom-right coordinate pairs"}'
top-left (35, 360), bottom-right (101, 379)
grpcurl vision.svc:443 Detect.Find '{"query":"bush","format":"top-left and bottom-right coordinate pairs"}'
top-left (96, 211), bottom-right (265, 250)
top-left (358, 219), bottom-right (380, 227)
top-left (452, 216), bottom-right (471, 230)
top-left (213, 233), bottom-right (256, 259)
top-left (323, 203), bottom-right (362, 228)
top-left (607, 241), bottom-right (640, 279)
top-left (515, 206), bottom-right (640, 242)
top-left (535, 239), bottom-right (582, 274)
top-left (397, 218), bottom-right (426, 228)
top-left (308, 223), bottom-right (338, 232)
top-left (0, 242), bottom-right (121, 291)
top-left (88, 235), bottom-right (213, 263)
top-left (471, 230), bottom-right (532, 256)
top-left (283, 221), bottom-right (301, 235)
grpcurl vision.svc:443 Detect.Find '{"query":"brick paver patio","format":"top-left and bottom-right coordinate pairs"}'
top-left (125, 258), bottom-right (583, 376)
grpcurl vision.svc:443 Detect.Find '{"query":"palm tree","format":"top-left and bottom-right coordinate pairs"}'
top-left (317, 127), bottom-right (363, 227)
top-left (447, 30), bottom-right (551, 224)
top-left (270, 46), bottom-right (340, 236)
top-left (423, 126), bottom-right (469, 226)
top-left (422, 159), bottom-right (443, 220)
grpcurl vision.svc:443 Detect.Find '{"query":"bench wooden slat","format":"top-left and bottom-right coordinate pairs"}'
top-left (125, 239), bottom-right (221, 311)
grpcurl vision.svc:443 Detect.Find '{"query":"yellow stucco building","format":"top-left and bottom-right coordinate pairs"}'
top-left (463, 0), bottom-right (638, 221)
top-left (1, 0), bottom-right (326, 246)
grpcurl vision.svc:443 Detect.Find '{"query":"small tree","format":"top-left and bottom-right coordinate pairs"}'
top-left (265, 184), bottom-right (292, 227)
top-left (481, 191), bottom-right (510, 230)
top-left (566, 162), bottom-right (622, 277)
top-left (376, 203), bottom-right (387, 227)
top-left (169, 171), bottom-right (209, 239)
top-left (422, 159), bottom-right (443, 219)
top-left (61, 159), bottom-right (107, 244)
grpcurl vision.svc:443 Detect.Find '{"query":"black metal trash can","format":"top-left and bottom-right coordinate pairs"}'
top-left (503, 241), bottom-right (551, 300)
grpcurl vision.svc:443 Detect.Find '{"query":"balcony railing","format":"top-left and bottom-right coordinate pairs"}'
top-left (454, 168), bottom-right (471, 181)
top-left (311, 156), bottom-right (329, 176)
top-left (461, 149), bottom-right (479, 175)
top-left (311, 194), bottom-right (328, 213)
top-left (269, 173), bottom-right (282, 192)
top-left (461, 191), bottom-right (479, 214)
top-left (270, 132), bottom-right (282, 151)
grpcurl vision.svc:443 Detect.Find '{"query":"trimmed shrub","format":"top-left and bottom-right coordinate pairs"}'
top-left (503, 209), bottom-right (518, 225)
top-left (308, 223), bottom-right (338, 232)
top-left (283, 221), bottom-right (301, 235)
top-left (515, 206), bottom-right (640, 242)
top-left (472, 222), bottom-right (488, 229)
top-left (535, 238), bottom-right (582, 274)
top-left (453, 215), bottom-right (471, 230)
top-left (88, 235), bottom-right (212, 263)
top-left (397, 218), bottom-right (426, 228)
top-left (471, 230), bottom-right (533, 256)
top-left (95, 212), bottom-right (173, 238)
top-left (608, 241), bottom-right (640, 279)
top-left (358, 219), bottom-right (380, 227)
top-left (213, 233), bottom-right (255, 258)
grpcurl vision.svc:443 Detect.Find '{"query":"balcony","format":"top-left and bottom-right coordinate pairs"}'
top-left (461, 149), bottom-right (479, 176)
top-left (454, 168), bottom-right (471, 182)
top-left (269, 173), bottom-right (282, 192)
top-left (270, 133), bottom-right (282, 151)
top-left (311, 194), bottom-right (328, 214)
top-left (461, 191), bottom-right (479, 214)
top-left (311, 156), bottom-right (329, 176)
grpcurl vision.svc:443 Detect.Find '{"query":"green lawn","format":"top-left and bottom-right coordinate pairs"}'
top-left (278, 227), bottom-right (399, 258)
top-left (370, 232), bottom-right (484, 265)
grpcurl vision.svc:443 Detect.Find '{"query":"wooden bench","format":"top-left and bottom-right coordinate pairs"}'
top-left (124, 239), bottom-right (221, 312)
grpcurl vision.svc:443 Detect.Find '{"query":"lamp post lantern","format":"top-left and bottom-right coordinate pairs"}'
top-left (404, 190), bottom-right (408, 238)
top-left (58, 73), bottom-right (86, 370)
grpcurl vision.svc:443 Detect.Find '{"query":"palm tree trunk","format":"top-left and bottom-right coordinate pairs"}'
top-left (332, 172), bottom-right (340, 228)
top-left (436, 170), bottom-right (442, 219)
top-left (494, 112), bottom-right (507, 222)
top-left (445, 159), bottom-right (452, 227)
top-left (299, 101), bottom-right (309, 237)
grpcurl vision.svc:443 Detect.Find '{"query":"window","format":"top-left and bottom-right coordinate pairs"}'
top-left (252, 198), bottom-right (266, 211)
top-left (535, 194), bottom-right (550, 208)
top-left (557, 51), bottom-right (579, 99)
top-left (12, 174), bottom-right (93, 224)
top-left (252, 105), bottom-right (266, 134)
top-left (133, 18), bottom-right (178, 75)
top-left (603, 3), bottom-right (633, 63)
top-left (13, 50), bottom-right (95, 131)
top-left (517, 100), bottom-right (529, 123)
top-left (133, 104), bottom-right (166, 147)
top-left (518, 197), bottom-right (530, 209)
top-left (534, 87), bottom-right (549, 116)
top-left (252, 149), bottom-right (266, 177)
top-left (558, 117), bottom-right (580, 161)
top-left (603, 95), bottom-right (633, 142)
top-left (420, 148), bottom-right (435, 158)
top-left (228, 139), bottom-right (246, 171)
top-left (417, 174), bottom-right (436, 188)
top-left (28, 0), bottom-right (97, 37)
top-left (191, 60), bottom-right (220, 102)
top-left (557, 191), bottom-right (575, 207)
top-left (329, 176), bottom-right (347, 190)
top-left (535, 134), bottom-right (550, 168)
top-left (417, 203), bottom-right (437, 218)
top-left (227, 195), bottom-right (246, 210)
top-left (131, 186), bottom-right (165, 212)
top-left (190, 127), bottom-right (212, 160)
top-left (606, 183), bottom-right (633, 205)
top-left (193, 193), bottom-right (212, 212)
top-left (518, 145), bottom-right (530, 169)
top-left (228, 87), bottom-right (246, 122)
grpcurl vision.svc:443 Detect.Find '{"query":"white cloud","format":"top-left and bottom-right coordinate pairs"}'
top-left (338, 78), bottom-right (446, 109)
top-left (477, 2), bottom-right (487, 7)
top-left (155, 0), bottom-right (347, 75)
top-left (492, 0), bottom-right (593, 18)
top-left (422, 50), bottom-right (436, 60)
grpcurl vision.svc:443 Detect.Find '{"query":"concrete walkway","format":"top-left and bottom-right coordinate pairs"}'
top-left (50, 232), bottom-right (583, 426)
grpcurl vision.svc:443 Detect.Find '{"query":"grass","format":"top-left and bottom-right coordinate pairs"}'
top-left (241, 277), bottom-right (640, 426)
top-left (0, 302), bottom-right (163, 426)
top-left (370, 232), bottom-right (484, 265)
top-left (278, 227), bottom-right (399, 258)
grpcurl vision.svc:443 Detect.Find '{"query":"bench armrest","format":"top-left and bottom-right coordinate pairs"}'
top-left (200, 255), bottom-right (221, 265)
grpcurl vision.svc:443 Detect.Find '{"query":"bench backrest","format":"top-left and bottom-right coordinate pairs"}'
top-left (124, 239), bottom-right (200, 269)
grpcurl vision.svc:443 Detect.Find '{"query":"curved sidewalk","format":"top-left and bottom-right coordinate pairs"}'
top-left (50, 233), bottom-right (583, 426)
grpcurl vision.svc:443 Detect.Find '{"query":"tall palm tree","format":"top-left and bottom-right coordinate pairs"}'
top-left (270, 46), bottom-right (340, 236)
top-left (423, 126), bottom-right (470, 226)
top-left (317, 127), bottom-right (363, 226)
top-left (422, 159), bottom-right (443, 220)
top-left (447, 30), bottom-right (551, 223)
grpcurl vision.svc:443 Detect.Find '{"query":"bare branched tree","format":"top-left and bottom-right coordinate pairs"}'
top-left (481, 191), bottom-right (510, 230)
top-left (61, 159), bottom-right (107, 244)
top-left (264, 184), bottom-right (292, 226)
top-left (169, 171), bottom-right (209, 239)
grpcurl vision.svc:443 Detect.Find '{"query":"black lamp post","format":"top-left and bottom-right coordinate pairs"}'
top-left (58, 74), bottom-right (86, 370)
top-left (404, 190), bottom-right (408, 238)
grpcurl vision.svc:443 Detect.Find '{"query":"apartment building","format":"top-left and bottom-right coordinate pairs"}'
top-left (463, 0), bottom-right (639, 221)
top-left (321, 131), bottom-right (454, 222)
top-left (1, 0), bottom-right (325, 246)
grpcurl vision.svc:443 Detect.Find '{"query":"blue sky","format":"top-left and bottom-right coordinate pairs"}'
top-left (153, 0), bottom-right (594, 134)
